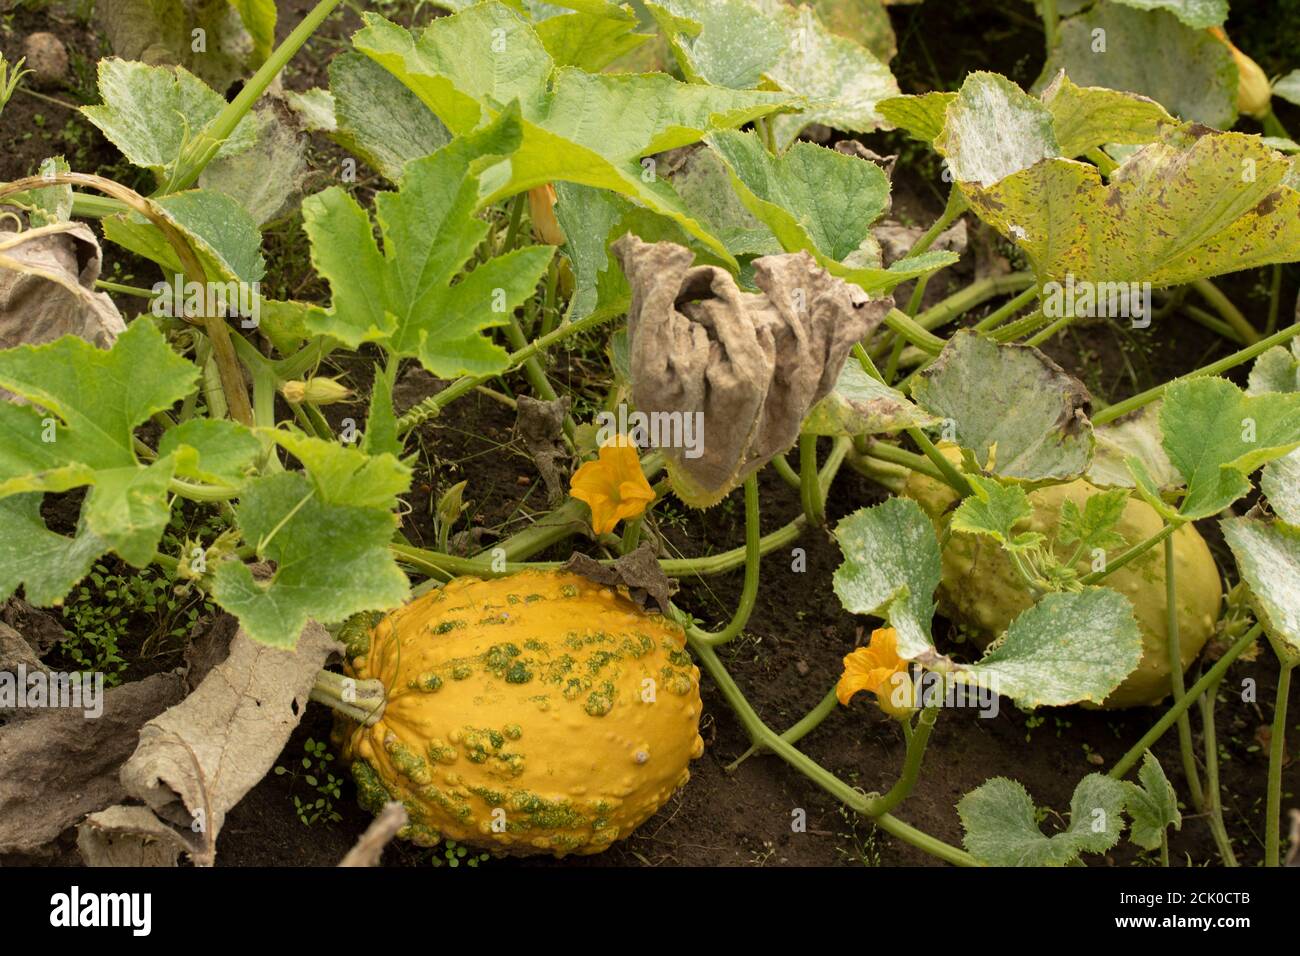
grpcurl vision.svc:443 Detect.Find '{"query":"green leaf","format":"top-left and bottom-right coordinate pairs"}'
top-left (0, 321), bottom-right (198, 570)
top-left (1040, 72), bottom-right (1178, 159)
top-left (1122, 751), bottom-right (1181, 851)
top-left (103, 189), bottom-right (266, 287)
top-left (963, 588), bottom-right (1143, 708)
top-left (211, 432), bottom-right (411, 648)
top-left (1108, 0), bottom-right (1227, 29)
top-left (1221, 516), bottom-right (1300, 662)
top-left (528, 0), bottom-right (651, 71)
top-left (963, 126), bottom-right (1300, 289)
top-left (229, 0), bottom-right (278, 61)
top-left (1275, 71), bottom-right (1300, 107)
top-left (1040, 5), bottom-right (1237, 128)
top-left (13, 156), bottom-right (74, 226)
top-left (950, 474), bottom-right (1041, 550)
top-left (936, 72), bottom-right (1059, 188)
top-left (958, 773), bottom-right (1127, 866)
top-left (158, 419), bottom-right (261, 486)
top-left (1154, 377), bottom-right (1300, 519)
top-left (361, 362), bottom-right (402, 460)
top-left (302, 110), bottom-right (555, 377)
top-left (353, 4), bottom-right (792, 263)
top-left (80, 58), bottom-right (259, 180)
top-left (328, 51), bottom-right (451, 184)
top-left (1247, 339), bottom-right (1300, 524)
top-left (706, 129), bottom-right (955, 292)
top-left (0, 495), bottom-right (108, 607)
top-left (832, 497), bottom-right (941, 659)
top-left (912, 331), bottom-right (1094, 482)
top-left (802, 362), bottom-right (937, 436)
top-left (877, 91), bottom-right (955, 144)
top-left (667, 145), bottom-right (780, 259)
top-left (1056, 487), bottom-right (1129, 552)
top-left (796, 0), bottom-right (896, 63)
top-left (647, 0), bottom-right (788, 89)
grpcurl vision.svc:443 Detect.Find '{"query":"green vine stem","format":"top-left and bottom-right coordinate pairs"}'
top-left (798, 434), bottom-right (826, 525)
top-left (771, 453), bottom-right (801, 490)
top-left (727, 686), bottom-right (839, 771)
top-left (689, 638), bottom-right (978, 866)
top-left (912, 272), bottom-right (1035, 331)
top-left (1108, 624), bottom-right (1260, 779)
top-left (1093, 321), bottom-right (1300, 426)
top-left (397, 309), bottom-right (617, 433)
top-left (1080, 519), bottom-right (1180, 586)
top-left (970, 283), bottom-right (1042, 333)
top-left (1197, 671), bottom-right (1239, 866)
top-left (1163, 530), bottom-right (1207, 810)
top-left (1191, 278), bottom-right (1258, 344)
top-left (677, 474), bottom-right (761, 647)
top-left (1040, 0), bottom-right (1059, 52)
top-left (1265, 656), bottom-right (1295, 867)
top-left (170, 0), bottom-right (346, 191)
top-left (872, 703), bottom-right (940, 815)
top-left (0, 172), bottom-right (255, 426)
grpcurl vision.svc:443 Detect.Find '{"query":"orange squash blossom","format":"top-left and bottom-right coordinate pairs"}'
top-left (837, 627), bottom-right (917, 719)
top-left (570, 438), bottom-right (656, 535)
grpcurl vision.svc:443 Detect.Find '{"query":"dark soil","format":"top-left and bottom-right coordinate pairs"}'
top-left (2, 0), bottom-right (1298, 869)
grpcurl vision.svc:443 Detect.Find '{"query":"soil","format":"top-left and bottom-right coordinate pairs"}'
top-left (1, 0), bottom-right (1297, 869)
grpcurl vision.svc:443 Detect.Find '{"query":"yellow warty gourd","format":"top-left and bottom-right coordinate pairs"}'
top-left (903, 450), bottom-right (1222, 709)
top-left (336, 571), bottom-right (704, 856)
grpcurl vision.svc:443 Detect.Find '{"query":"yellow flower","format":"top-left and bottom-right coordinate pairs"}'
top-left (836, 627), bottom-right (917, 719)
top-left (528, 183), bottom-right (566, 245)
top-left (569, 437), bottom-right (655, 535)
top-left (1209, 27), bottom-right (1272, 119)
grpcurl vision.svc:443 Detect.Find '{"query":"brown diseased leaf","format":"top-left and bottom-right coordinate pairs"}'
top-left (612, 235), bottom-right (887, 506)
top-left (563, 543), bottom-right (676, 615)
top-left (516, 395), bottom-right (572, 507)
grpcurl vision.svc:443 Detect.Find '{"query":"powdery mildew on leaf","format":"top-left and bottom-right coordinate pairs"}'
top-left (1222, 517), bottom-right (1300, 661)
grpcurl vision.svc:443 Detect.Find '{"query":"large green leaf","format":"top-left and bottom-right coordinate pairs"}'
top-left (1131, 377), bottom-right (1300, 520)
top-left (962, 588), bottom-right (1143, 708)
top-left (526, 0), bottom-right (651, 71)
top-left (1221, 517), bottom-right (1300, 662)
top-left (832, 497), bottom-right (941, 659)
top-left (958, 774), bottom-right (1127, 866)
top-left (301, 110), bottom-right (555, 377)
top-left (706, 129), bottom-right (955, 291)
top-left (102, 189), bottom-right (266, 288)
top-left (327, 52), bottom-right (451, 184)
top-left (0, 321), bottom-right (198, 570)
top-left (911, 331), bottom-right (1095, 482)
top-left (797, 0), bottom-right (896, 63)
top-left (877, 91), bottom-right (954, 144)
top-left (1040, 4), bottom-right (1237, 128)
top-left (0, 495), bottom-right (108, 607)
top-left (81, 59), bottom-right (259, 181)
top-left (211, 433), bottom-right (411, 648)
top-left (960, 126), bottom-right (1300, 288)
top-left (352, 3), bottom-right (793, 263)
top-left (1040, 72), bottom-right (1178, 159)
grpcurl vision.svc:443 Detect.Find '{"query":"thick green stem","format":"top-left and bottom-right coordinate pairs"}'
top-left (912, 272), bottom-right (1036, 332)
top-left (1108, 625), bottom-right (1259, 780)
top-left (1080, 520), bottom-right (1179, 586)
top-left (171, 0), bottom-right (345, 190)
top-left (726, 686), bottom-right (839, 771)
top-left (798, 434), bottom-right (825, 526)
top-left (1092, 322), bottom-right (1300, 426)
top-left (1041, 0), bottom-right (1059, 51)
top-left (309, 669), bottom-right (386, 725)
top-left (872, 704), bottom-right (940, 815)
top-left (677, 475), bottom-right (761, 647)
top-left (970, 283), bottom-right (1041, 333)
top-left (1191, 278), bottom-right (1258, 345)
top-left (1198, 674), bottom-right (1239, 866)
top-left (1265, 659), bottom-right (1294, 867)
top-left (908, 427), bottom-right (971, 496)
top-left (883, 308), bottom-right (946, 354)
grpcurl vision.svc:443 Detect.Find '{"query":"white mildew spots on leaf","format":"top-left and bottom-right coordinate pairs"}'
top-left (1222, 517), bottom-right (1300, 661)
top-left (912, 331), bottom-right (1095, 482)
top-left (964, 588), bottom-right (1143, 708)
top-left (937, 72), bottom-right (1060, 188)
top-left (832, 497), bottom-right (941, 659)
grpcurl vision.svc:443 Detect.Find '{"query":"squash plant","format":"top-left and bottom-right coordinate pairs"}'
top-left (1, 0), bottom-right (1299, 866)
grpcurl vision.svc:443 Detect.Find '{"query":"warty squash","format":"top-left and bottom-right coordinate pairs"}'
top-left (323, 570), bottom-right (705, 856)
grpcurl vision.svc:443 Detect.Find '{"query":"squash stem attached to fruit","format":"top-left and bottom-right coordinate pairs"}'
top-left (1265, 657), bottom-right (1295, 866)
top-left (310, 669), bottom-right (386, 726)
top-left (1108, 625), bottom-right (1260, 780)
